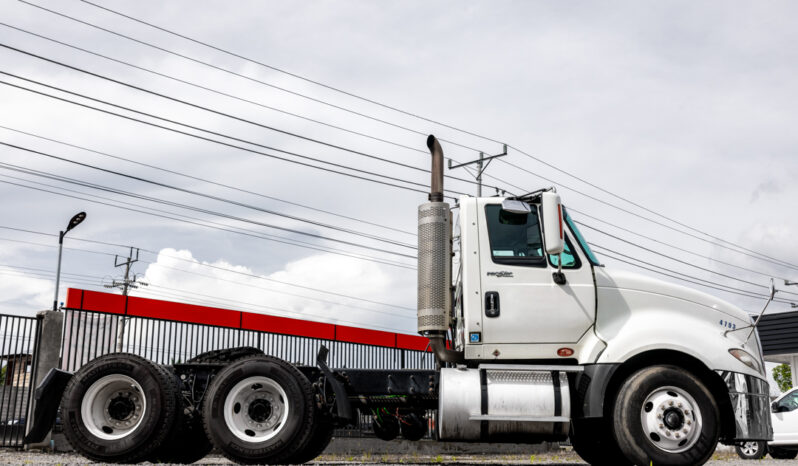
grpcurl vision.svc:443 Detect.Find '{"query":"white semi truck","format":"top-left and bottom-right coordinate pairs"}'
top-left (26, 136), bottom-right (771, 465)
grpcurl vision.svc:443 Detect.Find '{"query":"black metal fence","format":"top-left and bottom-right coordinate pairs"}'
top-left (0, 314), bottom-right (40, 447)
top-left (59, 308), bottom-right (434, 439)
top-left (60, 309), bottom-right (434, 371)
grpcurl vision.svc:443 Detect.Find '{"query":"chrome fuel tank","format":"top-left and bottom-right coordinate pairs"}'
top-left (438, 365), bottom-right (573, 442)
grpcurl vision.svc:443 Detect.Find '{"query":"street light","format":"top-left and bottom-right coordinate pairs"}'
top-left (52, 212), bottom-right (86, 312)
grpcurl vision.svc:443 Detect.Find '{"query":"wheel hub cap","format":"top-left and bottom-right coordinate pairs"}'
top-left (640, 386), bottom-right (702, 453)
top-left (223, 376), bottom-right (290, 443)
top-left (80, 374), bottom-right (147, 441)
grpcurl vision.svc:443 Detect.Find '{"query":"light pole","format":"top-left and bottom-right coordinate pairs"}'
top-left (53, 212), bottom-right (86, 312)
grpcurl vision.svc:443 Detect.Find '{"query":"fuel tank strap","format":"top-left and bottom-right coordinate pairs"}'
top-left (479, 368), bottom-right (488, 441)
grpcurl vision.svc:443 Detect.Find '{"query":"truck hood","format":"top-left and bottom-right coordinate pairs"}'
top-left (595, 267), bottom-right (751, 323)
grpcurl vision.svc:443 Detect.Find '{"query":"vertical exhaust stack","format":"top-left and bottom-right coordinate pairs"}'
top-left (417, 135), bottom-right (451, 335)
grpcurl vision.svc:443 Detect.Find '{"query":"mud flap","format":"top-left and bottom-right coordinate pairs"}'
top-left (23, 368), bottom-right (73, 444)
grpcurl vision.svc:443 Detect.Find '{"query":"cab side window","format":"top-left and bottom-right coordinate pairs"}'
top-left (548, 235), bottom-right (581, 269)
top-left (484, 204), bottom-right (545, 266)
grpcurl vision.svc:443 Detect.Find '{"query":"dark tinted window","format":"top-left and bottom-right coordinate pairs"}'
top-left (485, 204), bottom-right (545, 266)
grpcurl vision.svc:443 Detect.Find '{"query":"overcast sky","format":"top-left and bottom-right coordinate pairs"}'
top-left (1, 0), bottom-right (796, 340)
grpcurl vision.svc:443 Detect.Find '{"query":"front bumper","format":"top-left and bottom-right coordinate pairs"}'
top-left (717, 370), bottom-right (772, 441)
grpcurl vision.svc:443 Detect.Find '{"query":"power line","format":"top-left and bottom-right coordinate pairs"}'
top-left (1, 141), bottom-right (417, 251)
top-left (78, 0), bottom-right (506, 148)
top-left (511, 144), bottom-right (798, 271)
top-left (0, 80), bottom-right (443, 200)
top-left (0, 173), bottom-right (417, 269)
top-left (0, 73), bottom-right (451, 199)
top-left (0, 263), bottom-right (411, 332)
top-left (18, 0), bottom-right (494, 156)
top-left (0, 43), bottom-right (495, 193)
top-left (135, 248), bottom-right (412, 310)
top-left (0, 260), bottom-right (413, 318)
top-left (142, 261), bottom-right (414, 317)
top-left (0, 23), bottom-right (433, 159)
top-left (0, 125), bottom-right (416, 237)
top-left (582, 222), bottom-right (798, 298)
top-left (593, 246), bottom-right (794, 306)
top-left (0, 226), bottom-right (413, 309)
top-left (16, 2), bottom-right (789, 276)
top-left (497, 157), bottom-right (798, 273)
top-left (567, 207), bottom-right (795, 283)
top-left (0, 155), bottom-right (417, 261)
top-left (0, 235), bottom-right (117, 257)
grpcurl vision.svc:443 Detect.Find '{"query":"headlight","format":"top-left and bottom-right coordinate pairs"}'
top-left (729, 348), bottom-right (764, 375)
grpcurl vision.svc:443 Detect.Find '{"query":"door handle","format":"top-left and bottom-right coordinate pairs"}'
top-left (485, 291), bottom-right (500, 318)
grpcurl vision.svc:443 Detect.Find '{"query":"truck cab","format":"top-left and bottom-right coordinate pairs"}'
top-left (419, 135), bottom-right (771, 465)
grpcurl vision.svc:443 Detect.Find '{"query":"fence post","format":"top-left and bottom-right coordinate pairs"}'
top-left (24, 311), bottom-right (64, 449)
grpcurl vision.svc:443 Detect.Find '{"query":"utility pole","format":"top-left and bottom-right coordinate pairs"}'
top-left (447, 145), bottom-right (508, 196)
top-left (105, 247), bottom-right (147, 351)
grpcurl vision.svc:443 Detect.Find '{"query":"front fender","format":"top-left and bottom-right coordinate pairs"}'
top-left (594, 288), bottom-right (762, 379)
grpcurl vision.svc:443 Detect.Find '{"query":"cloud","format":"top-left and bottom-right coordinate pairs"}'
top-left (0, 273), bottom-right (52, 315)
top-left (137, 248), bottom-right (416, 334)
top-left (751, 179), bottom-right (781, 202)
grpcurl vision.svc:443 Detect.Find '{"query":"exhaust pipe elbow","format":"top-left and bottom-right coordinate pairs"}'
top-left (427, 135), bottom-right (444, 202)
top-left (428, 334), bottom-right (464, 364)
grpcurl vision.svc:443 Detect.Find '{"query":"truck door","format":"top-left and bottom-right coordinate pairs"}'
top-left (478, 199), bottom-right (596, 345)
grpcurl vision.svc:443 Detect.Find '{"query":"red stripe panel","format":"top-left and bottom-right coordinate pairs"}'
top-left (396, 334), bottom-right (431, 352)
top-left (242, 313), bottom-right (335, 340)
top-left (126, 295), bottom-right (241, 328)
top-left (79, 289), bottom-right (126, 315)
top-left (66, 288), bottom-right (426, 351)
top-left (65, 289), bottom-right (83, 309)
top-left (335, 324), bottom-right (396, 347)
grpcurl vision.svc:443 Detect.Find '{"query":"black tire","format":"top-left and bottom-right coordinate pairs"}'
top-left (735, 441), bottom-right (767, 460)
top-left (283, 418), bottom-right (334, 464)
top-left (570, 418), bottom-right (632, 465)
top-left (400, 412), bottom-right (427, 441)
top-left (612, 365), bottom-right (719, 466)
top-left (202, 355), bottom-right (316, 464)
top-left (769, 446), bottom-right (798, 459)
top-left (372, 413), bottom-right (399, 441)
top-left (61, 353), bottom-right (180, 463)
top-left (148, 365), bottom-right (213, 464)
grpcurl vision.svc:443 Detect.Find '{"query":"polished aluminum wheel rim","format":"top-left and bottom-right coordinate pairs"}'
top-left (640, 385), bottom-right (702, 453)
top-left (740, 441), bottom-right (759, 456)
top-left (223, 376), bottom-right (289, 443)
top-left (80, 374), bottom-right (146, 440)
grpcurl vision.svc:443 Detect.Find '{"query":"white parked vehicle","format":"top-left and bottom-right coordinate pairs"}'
top-left (736, 387), bottom-right (798, 460)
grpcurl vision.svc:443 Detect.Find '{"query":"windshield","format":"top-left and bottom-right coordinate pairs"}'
top-left (563, 207), bottom-right (601, 266)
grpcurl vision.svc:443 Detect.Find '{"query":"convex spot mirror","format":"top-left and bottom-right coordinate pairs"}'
top-left (500, 199), bottom-right (531, 215)
top-left (541, 192), bottom-right (564, 255)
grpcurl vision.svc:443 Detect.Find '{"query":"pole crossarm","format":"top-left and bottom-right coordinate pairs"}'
top-left (447, 144), bottom-right (508, 196)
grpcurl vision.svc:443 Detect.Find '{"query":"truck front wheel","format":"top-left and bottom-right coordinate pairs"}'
top-left (612, 365), bottom-right (719, 466)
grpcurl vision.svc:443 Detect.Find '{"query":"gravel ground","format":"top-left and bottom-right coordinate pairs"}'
top-left (0, 449), bottom-right (792, 465)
